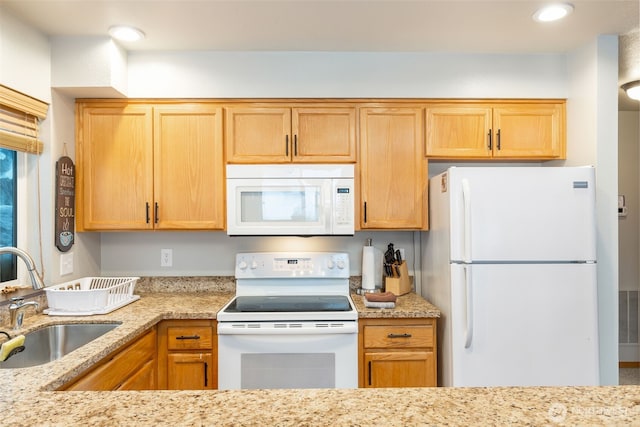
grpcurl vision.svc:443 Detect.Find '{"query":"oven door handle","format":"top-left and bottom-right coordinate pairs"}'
top-left (217, 322), bottom-right (358, 335)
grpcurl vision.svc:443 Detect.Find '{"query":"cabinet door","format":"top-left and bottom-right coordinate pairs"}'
top-left (154, 105), bottom-right (224, 229)
top-left (492, 103), bottom-right (564, 159)
top-left (425, 105), bottom-right (492, 158)
top-left (360, 107), bottom-right (427, 229)
top-left (62, 328), bottom-right (157, 391)
top-left (292, 107), bottom-right (356, 163)
top-left (116, 358), bottom-right (157, 390)
top-left (167, 352), bottom-right (215, 390)
top-left (78, 104), bottom-right (154, 230)
top-left (225, 107), bottom-right (291, 163)
top-left (364, 351), bottom-right (435, 388)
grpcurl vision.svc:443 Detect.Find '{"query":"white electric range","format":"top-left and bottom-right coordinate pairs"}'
top-left (217, 252), bottom-right (358, 390)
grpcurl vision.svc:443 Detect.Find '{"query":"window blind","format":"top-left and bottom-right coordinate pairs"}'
top-left (0, 85), bottom-right (49, 154)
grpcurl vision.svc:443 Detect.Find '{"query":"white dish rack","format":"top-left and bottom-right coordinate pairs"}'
top-left (44, 277), bottom-right (140, 316)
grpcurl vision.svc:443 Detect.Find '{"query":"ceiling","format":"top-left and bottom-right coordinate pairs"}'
top-left (2, 0), bottom-right (639, 109)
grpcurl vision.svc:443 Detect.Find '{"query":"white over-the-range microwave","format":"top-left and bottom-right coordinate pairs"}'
top-left (226, 164), bottom-right (355, 236)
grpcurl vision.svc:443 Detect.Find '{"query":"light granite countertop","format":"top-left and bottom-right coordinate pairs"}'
top-left (0, 283), bottom-right (638, 426)
top-left (352, 292), bottom-right (441, 318)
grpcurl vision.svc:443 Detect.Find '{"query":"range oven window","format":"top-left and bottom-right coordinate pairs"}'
top-left (241, 353), bottom-right (335, 389)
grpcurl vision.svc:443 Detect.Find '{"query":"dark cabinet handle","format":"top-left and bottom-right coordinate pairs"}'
top-left (294, 134), bottom-right (298, 156)
top-left (175, 335), bottom-right (201, 340)
top-left (497, 129), bottom-right (501, 150)
top-left (387, 333), bottom-right (412, 338)
top-left (368, 361), bottom-right (372, 386)
top-left (204, 361), bottom-right (208, 387)
top-left (364, 202), bottom-right (367, 223)
top-left (487, 129), bottom-right (492, 150)
top-left (154, 202), bottom-right (159, 224)
top-left (145, 202), bottom-right (150, 224)
top-left (285, 135), bottom-right (289, 156)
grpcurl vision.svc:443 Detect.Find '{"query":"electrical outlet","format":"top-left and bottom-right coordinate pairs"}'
top-left (161, 249), bottom-right (173, 267)
top-left (60, 252), bottom-right (74, 276)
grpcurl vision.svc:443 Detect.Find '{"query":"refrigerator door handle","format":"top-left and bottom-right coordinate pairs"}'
top-left (463, 265), bottom-right (474, 349)
top-left (462, 179), bottom-right (472, 263)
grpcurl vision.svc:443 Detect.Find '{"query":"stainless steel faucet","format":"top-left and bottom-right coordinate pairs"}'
top-left (0, 247), bottom-right (45, 290)
top-left (9, 297), bottom-right (39, 330)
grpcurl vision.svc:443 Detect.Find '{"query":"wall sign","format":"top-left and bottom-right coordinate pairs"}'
top-left (55, 156), bottom-right (75, 252)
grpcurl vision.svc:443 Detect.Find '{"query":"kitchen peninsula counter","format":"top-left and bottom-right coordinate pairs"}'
top-left (3, 382), bottom-right (639, 426)
top-left (0, 287), bottom-right (638, 426)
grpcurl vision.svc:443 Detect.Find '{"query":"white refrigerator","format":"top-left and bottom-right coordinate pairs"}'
top-left (423, 166), bottom-right (599, 387)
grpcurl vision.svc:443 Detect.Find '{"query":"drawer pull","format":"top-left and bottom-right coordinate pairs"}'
top-left (176, 335), bottom-right (201, 340)
top-left (387, 333), bottom-right (412, 338)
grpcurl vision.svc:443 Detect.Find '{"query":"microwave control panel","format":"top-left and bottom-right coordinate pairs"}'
top-left (333, 178), bottom-right (354, 231)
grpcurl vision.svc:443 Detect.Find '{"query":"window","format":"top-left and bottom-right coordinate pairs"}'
top-left (0, 148), bottom-right (17, 282)
top-left (0, 85), bottom-right (47, 285)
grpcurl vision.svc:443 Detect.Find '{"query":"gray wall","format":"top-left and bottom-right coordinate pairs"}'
top-left (619, 110), bottom-right (640, 294)
top-left (619, 110), bottom-right (640, 362)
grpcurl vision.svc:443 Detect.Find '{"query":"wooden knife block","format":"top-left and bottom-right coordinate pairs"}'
top-left (384, 261), bottom-right (411, 296)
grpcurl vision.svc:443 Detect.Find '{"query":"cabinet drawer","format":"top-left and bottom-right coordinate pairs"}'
top-left (167, 326), bottom-right (213, 350)
top-left (363, 325), bottom-right (434, 349)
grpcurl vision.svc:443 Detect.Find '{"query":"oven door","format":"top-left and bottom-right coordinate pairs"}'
top-left (217, 321), bottom-right (358, 390)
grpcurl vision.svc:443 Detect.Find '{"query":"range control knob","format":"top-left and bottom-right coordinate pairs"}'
top-left (238, 260), bottom-right (248, 270)
top-left (251, 260), bottom-right (259, 269)
top-left (336, 259), bottom-right (346, 269)
top-left (326, 259), bottom-right (336, 269)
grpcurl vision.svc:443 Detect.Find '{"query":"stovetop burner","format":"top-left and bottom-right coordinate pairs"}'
top-left (217, 252), bottom-right (357, 322)
top-left (225, 295), bottom-right (352, 313)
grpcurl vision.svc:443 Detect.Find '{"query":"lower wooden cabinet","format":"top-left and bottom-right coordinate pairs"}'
top-left (157, 319), bottom-right (217, 390)
top-left (60, 327), bottom-right (157, 391)
top-left (359, 318), bottom-right (437, 388)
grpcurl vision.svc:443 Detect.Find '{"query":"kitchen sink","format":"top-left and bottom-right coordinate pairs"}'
top-left (0, 322), bottom-right (121, 369)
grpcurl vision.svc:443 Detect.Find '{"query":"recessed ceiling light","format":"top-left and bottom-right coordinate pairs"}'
top-left (533, 3), bottom-right (574, 22)
top-left (108, 25), bottom-right (145, 42)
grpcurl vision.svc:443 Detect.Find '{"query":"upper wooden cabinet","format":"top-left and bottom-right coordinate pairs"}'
top-left (359, 106), bottom-right (428, 230)
top-left (153, 105), bottom-right (224, 230)
top-left (76, 101), bottom-right (225, 231)
top-left (77, 103), bottom-right (154, 230)
top-left (225, 105), bottom-right (357, 163)
top-left (425, 102), bottom-right (565, 160)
